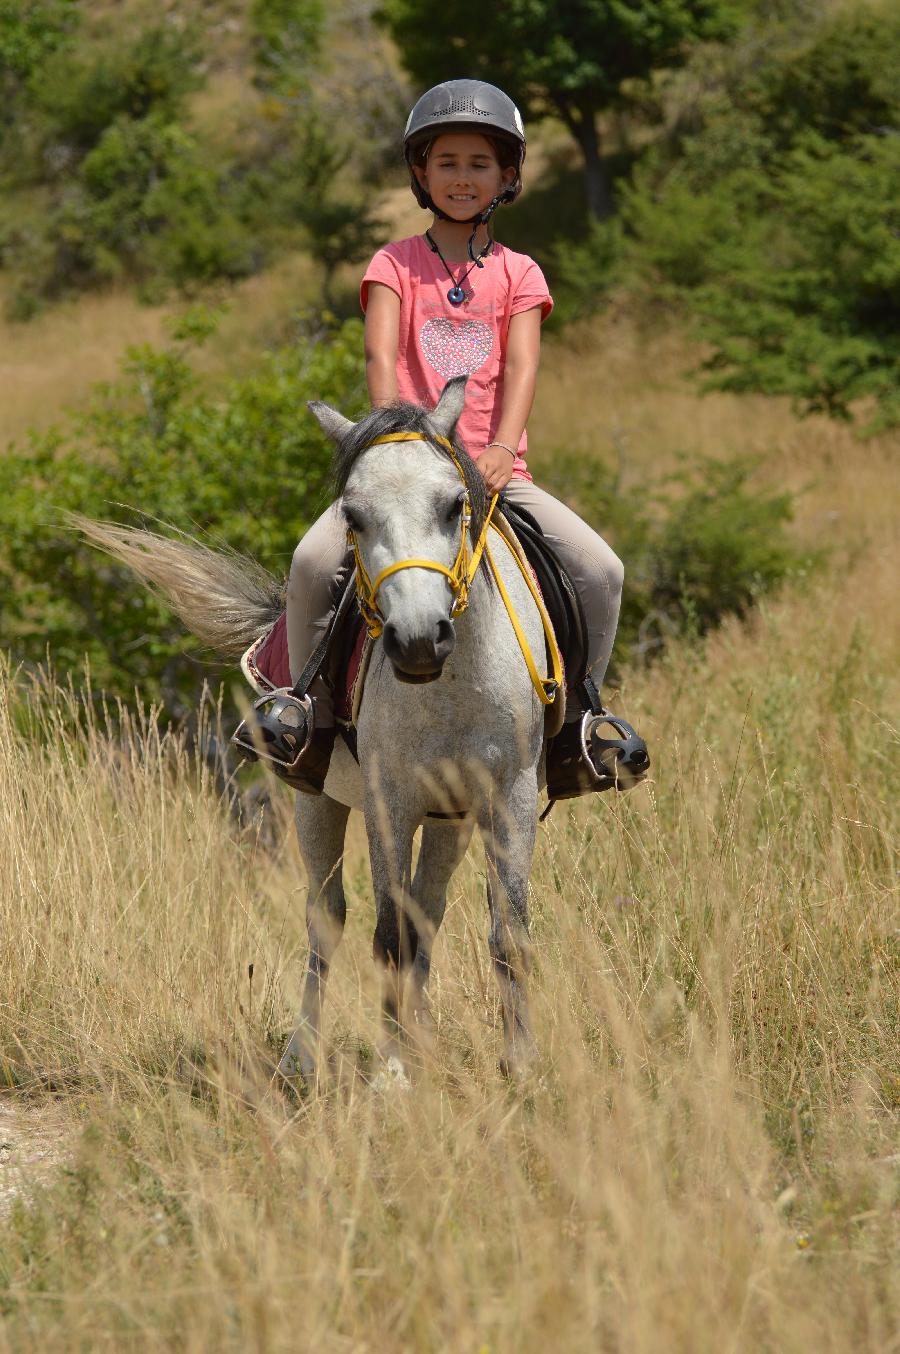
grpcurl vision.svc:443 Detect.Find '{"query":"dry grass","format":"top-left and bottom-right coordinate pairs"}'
top-left (0, 501), bottom-right (896, 1349)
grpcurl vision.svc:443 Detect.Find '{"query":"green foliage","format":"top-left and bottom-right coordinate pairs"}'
top-left (0, 315), bottom-right (368, 706)
top-left (378, 0), bottom-right (736, 216)
top-left (568, 3), bottom-right (900, 429)
top-left (28, 20), bottom-right (201, 158)
top-left (690, 133), bottom-right (900, 430)
top-left (0, 0), bottom-right (77, 82)
top-left (7, 114), bottom-right (256, 314)
top-left (240, 113), bottom-right (384, 307)
top-left (0, 18), bottom-right (260, 311)
top-left (546, 218), bottom-right (624, 324)
top-left (1, 3), bottom-right (400, 312)
top-left (749, 3), bottom-right (900, 148)
top-left (536, 447), bottom-right (810, 669)
top-left (251, 0), bottom-right (324, 93)
top-left (0, 0), bottom-right (78, 158)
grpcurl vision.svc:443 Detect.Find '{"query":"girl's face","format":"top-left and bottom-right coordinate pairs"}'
top-left (414, 133), bottom-right (516, 220)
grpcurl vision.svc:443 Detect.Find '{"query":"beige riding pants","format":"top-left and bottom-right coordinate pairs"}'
top-left (286, 479), bottom-right (624, 722)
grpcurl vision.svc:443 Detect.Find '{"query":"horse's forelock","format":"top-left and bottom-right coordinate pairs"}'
top-left (333, 401), bottom-right (489, 541)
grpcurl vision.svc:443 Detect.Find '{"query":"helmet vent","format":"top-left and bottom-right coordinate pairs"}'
top-left (433, 98), bottom-right (491, 117)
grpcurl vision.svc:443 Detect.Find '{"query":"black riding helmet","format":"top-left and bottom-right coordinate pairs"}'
top-left (404, 79), bottom-right (526, 222)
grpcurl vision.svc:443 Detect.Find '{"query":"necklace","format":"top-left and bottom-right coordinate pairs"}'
top-left (426, 229), bottom-right (494, 307)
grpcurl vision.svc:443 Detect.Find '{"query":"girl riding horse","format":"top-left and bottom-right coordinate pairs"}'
top-left (274, 79), bottom-right (642, 800)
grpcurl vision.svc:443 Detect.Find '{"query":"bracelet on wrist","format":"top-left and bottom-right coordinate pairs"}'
top-left (486, 440), bottom-right (517, 460)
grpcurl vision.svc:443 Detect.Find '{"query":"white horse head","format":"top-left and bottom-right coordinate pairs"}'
top-left (308, 377), bottom-right (487, 682)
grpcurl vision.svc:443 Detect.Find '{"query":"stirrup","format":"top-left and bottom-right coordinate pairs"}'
top-left (543, 708), bottom-right (650, 811)
top-left (583, 709), bottom-right (650, 791)
top-left (231, 689), bottom-right (314, 774)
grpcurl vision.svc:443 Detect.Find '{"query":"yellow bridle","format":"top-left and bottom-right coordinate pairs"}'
top-left (347, 431), bottom-right (562, 706)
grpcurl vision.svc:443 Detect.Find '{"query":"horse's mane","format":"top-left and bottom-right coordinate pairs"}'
top-left (333, 402), bottom-right (490, 543)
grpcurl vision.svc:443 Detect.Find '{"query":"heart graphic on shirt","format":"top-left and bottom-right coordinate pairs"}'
top-left (419, 317), bottom-right (493, 380)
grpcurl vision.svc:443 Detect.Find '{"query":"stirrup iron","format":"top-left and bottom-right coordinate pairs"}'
top-left (582, 709), bottom-right (650, 791)
top-left (231, 689), bottom-right (314, 774)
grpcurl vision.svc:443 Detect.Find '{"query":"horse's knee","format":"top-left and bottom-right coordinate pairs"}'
top-left (373, 908), bottom-right (419, 970)
top-left (308, 889), bottom-right (346, 959)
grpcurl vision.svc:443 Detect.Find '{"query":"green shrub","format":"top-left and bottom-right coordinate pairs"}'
top-left (752, 4), bottom-right (900, 149)
top-left (0, 0), bottom-right (78, 124)
top-left (0, 17), bottom-right (258, 308)
top-left (8, 114), bottom-right (256, 310)
top-left (692, 131), bottom-right (900, 430)
top-left (546, 218), bottom-right (624, 324)
top-left (534, 447), bottom-right (812, 670)
top-left (0, 315), bottom-right (368, 707)
top-left (0, 0), bottom-right (78, 175)
top-left (251, 0), bottom-right (324, 93)
top-left (29, 21), bottom-right (201, 159)
top-left (238, 112), bottom-right (384, 308)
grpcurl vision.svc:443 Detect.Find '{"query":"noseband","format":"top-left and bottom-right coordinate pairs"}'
top-left (346, 430), bottom-right (562, 706)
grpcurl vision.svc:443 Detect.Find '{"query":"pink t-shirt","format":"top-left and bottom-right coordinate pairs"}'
top-left (360, 235), bottom-right (553, 481)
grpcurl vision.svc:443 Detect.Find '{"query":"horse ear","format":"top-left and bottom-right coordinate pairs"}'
top-left (429, 376), bottom-right (468, 440)
top-left (307, 401), bottom-right (355, 444)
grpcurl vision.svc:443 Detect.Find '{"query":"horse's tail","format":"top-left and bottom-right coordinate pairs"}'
top-left (71, 515), bottom-right (284, 658)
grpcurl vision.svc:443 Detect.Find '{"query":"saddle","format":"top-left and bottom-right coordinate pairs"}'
top-left (241, 500), bottom-right (592, 750)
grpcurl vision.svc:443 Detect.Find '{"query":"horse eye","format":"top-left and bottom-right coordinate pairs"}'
top-left (344, 508), bottom-right (363, 533)
top-left (446, 491), bottom-right (467, 523)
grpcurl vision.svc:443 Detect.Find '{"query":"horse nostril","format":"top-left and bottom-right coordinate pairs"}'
top-left (382, 622), bottom-right (401, 661)
top-left (434, 618), bottom-right (455, 660)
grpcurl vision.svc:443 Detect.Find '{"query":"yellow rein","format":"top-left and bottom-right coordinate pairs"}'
top-left (347, 431), bottom-right (562, 706)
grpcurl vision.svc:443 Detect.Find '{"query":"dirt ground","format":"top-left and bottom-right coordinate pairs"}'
top-left (0, 1100), bottom-right (71, 1216)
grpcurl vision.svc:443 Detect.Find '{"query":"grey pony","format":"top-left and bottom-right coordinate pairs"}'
top-left (78, 378), bottom-right (551, 1085)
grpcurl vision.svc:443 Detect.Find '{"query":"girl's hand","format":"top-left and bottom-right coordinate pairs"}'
top-left (478, 444), bottom-right (516, 496)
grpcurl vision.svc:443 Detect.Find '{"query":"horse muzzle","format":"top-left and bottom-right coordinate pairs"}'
top-left (382, 618), bottom-right (455, 683)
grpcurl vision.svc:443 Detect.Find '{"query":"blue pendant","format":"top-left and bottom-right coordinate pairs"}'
top-left (447, 285), bottom-right (466, 306)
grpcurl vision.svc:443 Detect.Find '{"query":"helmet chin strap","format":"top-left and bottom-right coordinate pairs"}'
top-left (427, 193), bottom-right (507, 263)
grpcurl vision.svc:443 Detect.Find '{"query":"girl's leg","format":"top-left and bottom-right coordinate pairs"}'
top-left (502, 478), bottom-right (624, 709)
top-left (235, 503), bottom-right (346, 795)
top-left (286, 502), bottom-right (349, 725)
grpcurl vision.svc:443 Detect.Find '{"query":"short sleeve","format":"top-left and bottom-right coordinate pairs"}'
top-left (360, 248), bottom-right (403, 312)
top-left (510, 258), bottom-right (553, 323)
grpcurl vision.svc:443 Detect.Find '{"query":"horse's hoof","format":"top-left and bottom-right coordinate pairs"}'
top-left (372, 1055), bottom-right (412, 1094)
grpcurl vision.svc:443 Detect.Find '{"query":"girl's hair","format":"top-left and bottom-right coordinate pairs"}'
top-left (409, 132), bottom-right (519, 175)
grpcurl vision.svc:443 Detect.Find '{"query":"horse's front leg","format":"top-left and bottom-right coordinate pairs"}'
top-left (278, 794), bottom-right (351, 1091)
top-left (478, 771), bottom-right (539, 1077)
top-left (364, 790), bottom-right (420, 1076)
top-left (408, 819), bottom-right (474, 1044)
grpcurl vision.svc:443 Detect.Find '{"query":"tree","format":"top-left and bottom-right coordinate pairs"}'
top-left (0, 0), bottom-right (77, 147)
top-left (0, 0), bottom-right (76, 75)
top-left (619, 4), bottom-right (900, 429)
top-left (242, 115), bottom-right (385, 307)
top-left (377, 0), bottom-right (735, 218)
